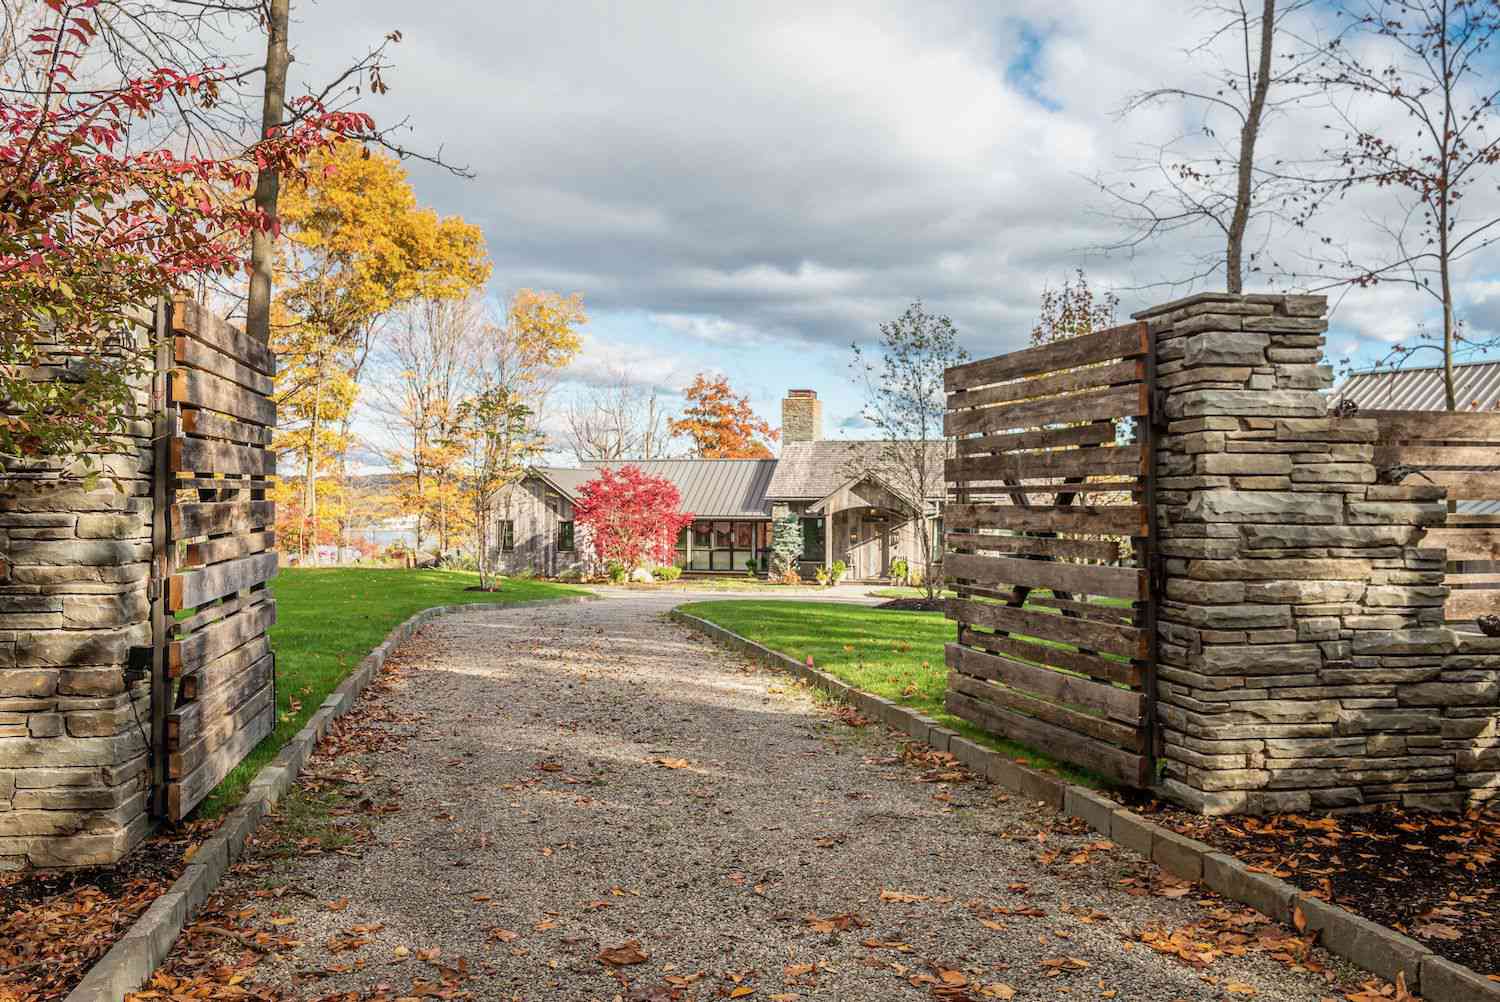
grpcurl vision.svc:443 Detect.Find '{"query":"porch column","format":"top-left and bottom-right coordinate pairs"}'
top-left (824, 512), bottom-right (833, 569)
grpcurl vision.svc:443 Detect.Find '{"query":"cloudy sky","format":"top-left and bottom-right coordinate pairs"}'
top-left (284, 0), bottom-right (1500, 456)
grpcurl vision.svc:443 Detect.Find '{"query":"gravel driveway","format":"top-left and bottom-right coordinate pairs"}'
top-left (145, 594), bottom-right (1362, 1001)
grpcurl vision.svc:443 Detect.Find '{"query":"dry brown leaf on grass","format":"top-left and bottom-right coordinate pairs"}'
top-left (654, 757), bottom-right (691, 770)
top-left (486, 927), bottom-right (519, 943)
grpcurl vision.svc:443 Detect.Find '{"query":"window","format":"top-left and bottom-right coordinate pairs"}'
top-left (557, 520), bottom-right (575, 552)
top-left (501, 520), bottom-right (515, 552)
top-left (800, 517), bottom-right (825, 562)
top-left (931, 515), bottom-right (944, 556)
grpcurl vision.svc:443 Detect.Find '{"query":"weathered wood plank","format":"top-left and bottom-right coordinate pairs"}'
top-left (1023, 594), bottom-right (1142, 624)
top-left (173, 476), bottom-right (271, 493)
top-left (1404, 470), bottom-right (1500, 501)
top-left (186, 531), bottom-right (275, 568)
top-left (168, 598), bottom-right (277, 676)
top-left (946, 384), bottom-right (1148, 438)
top-left (947, 643), bottom-right (1144, 722)
top-left (173, 368), bottom-right (276, 427)
top-left (171, 500), bottom-right (274, 539)
top-left (1374, 445), bottom-right (1500, 467)
top-left (1426, 528), bottom-right (1500, 561)
top-left (1365, 409), bottom-right (1500, 443)
top-left (172, 594), bottom-right (248, 638)
top-left (945, 688), bottom-right (1148, 786)
top-left (171, 436), bottom-right (276, 478)
top-left (180, 408), bottom-right (273, 446)
top-left (946, 502), bottom-right (1148, 538)
top-left (954, 422), bottom-right (1118, 458)
top-left (945, 551), bottom-right (1145, 601)
top-left (169, 551), bottom-right (278, 611)
top-left (1446, 588), bottom-right (1499, 621)
top-left (168, 683), bottom-right (273, 779)
top-left (958, 625), bottom-right (1141, 687)
top-left (179, 631), bottom-right (270, 701)
top-left (170, 653), bottom-right (273, 747)
top-left (948, 670), bottom-right (1144, 751)
top-left (946, 597), bottom-right (1147, 659)
top-left (166, 703), bottom-right (273, 820)
top-left (948, 444), bottom-right (1143, 483)
top-left (172, 298), bottom-right (275, 376)
top-left (949, 483), bottom-right (1142, 503)
top-left (1446, 513), bottom-right (1500, 527)
top-left (944, 531), bottom-right (1123, 563)
top-left (945, 323), bottom-right (1149, 393)
top-left (175, 335), bottom-right (274, 395)
top-left (947, 358), bottom-right (1144, 411)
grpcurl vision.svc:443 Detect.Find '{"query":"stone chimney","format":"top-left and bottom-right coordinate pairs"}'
top-left (781, 389), bottom-right (822, 444)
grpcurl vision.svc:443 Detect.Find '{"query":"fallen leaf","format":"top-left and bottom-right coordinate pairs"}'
top-left (598, 939), bottom-right (649, 966)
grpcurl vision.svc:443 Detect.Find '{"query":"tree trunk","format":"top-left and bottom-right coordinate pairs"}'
top-left (246, 0), bottom-right (291, 345)
top-left (1227, 0), bottom-right (1276, 295)
top-left (302, 370), bottom-right (322, 561)
top-left (1440, 217), bottom-right (1457, 412)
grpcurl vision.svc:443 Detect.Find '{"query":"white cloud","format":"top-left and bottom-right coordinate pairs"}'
top-left (280, 0), bottom-right (1500, 371)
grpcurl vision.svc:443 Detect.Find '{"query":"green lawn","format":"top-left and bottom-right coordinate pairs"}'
top-left (677, 599), bottom-right (1106, 788)
top-left (197, 568), bottom-right (591, 816)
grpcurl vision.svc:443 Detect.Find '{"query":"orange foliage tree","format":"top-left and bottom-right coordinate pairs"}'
top-left (669, 373), bottom-right (778, 458)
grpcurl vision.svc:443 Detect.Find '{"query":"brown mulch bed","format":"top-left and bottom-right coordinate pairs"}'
top-left (876, 597), bottom-right (947, 612)
top-left (1136, 799), bottom-right (1500, 978)
top-left (0, 820), bottom-right (211, 1002)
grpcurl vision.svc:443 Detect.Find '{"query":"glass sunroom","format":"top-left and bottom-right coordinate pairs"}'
top-left (676, 519), bottom-right (772, 572)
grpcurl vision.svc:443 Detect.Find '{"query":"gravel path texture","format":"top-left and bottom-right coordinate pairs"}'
top-left (146, 594), bottom-right (1368, 1002)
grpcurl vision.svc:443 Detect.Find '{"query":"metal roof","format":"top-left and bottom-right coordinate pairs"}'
top-left (1332, 361), bottom-right (1500, 515)
top-left (1333, 360), bottom-right (1500, 412)
top-left (534, 460), bottom-right (778, 519)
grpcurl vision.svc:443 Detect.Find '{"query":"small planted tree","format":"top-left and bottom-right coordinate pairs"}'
top-left (769, 513), bottom-right (803, 582)
top-left (574, 465), bottom-right (694, 576)
top-left (850, 301), bottom-right (968, 603)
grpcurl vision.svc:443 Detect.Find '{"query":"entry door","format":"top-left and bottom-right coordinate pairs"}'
top-left (858, 518), bottom-right (890, 579)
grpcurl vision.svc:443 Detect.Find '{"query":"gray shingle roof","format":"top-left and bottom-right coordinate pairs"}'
top-left (764, 440), bottom-right (946, 501)
top-left (535, 460), bottom-right (777, 519)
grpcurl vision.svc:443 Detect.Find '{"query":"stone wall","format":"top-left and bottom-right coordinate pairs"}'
top-left (0, 315), bottom-right (155, 868)
top-left (1141, 292), bottom-right (1500, 814)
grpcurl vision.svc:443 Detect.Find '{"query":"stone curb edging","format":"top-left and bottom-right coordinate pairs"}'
top-left (65, 595), bottom-right (596, 1002)
top-left (669, 608), bottom-right (1500, 1002)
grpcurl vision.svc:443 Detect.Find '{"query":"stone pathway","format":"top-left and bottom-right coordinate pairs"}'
top-left (147, 594), bottom-right (1363, 1001)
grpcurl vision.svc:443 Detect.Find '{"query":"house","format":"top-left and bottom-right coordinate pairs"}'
top-left (493, 389), bottom-right (946, 580)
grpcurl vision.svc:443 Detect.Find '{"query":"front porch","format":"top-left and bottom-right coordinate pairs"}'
top-left (799, 477), bottom-right (935, 583)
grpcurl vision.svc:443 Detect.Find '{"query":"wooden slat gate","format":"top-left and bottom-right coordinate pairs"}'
top-left (1367, 409), bottom-right (1500, 624)
top-left (942, 323), bottom-right (1157, 787)
top-left (148, 298), bottom-right (279, 821)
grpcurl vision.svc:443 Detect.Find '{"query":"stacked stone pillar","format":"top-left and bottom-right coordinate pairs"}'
top-left (0, 314), bottom-right (155, 868)
top-left (1140, 292), bottom-right (1499, 814)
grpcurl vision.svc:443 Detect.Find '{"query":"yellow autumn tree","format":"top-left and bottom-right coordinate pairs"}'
top-left (380, 289), bottom-right (585, 560)
top-left (273, 141), bottom-right (491, 560)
